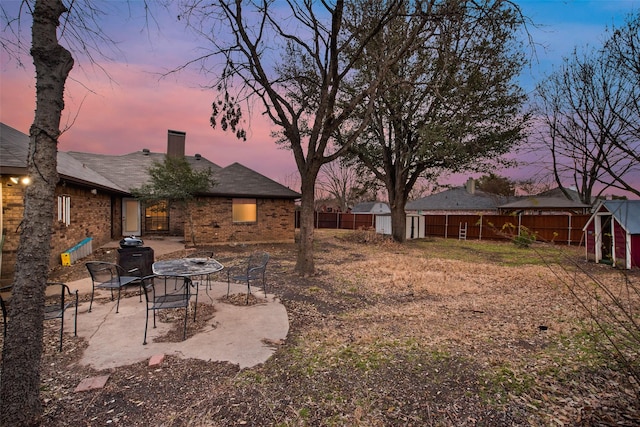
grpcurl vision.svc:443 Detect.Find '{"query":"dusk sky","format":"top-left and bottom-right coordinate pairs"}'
top-left (1, 1), bottom-right (638, 196)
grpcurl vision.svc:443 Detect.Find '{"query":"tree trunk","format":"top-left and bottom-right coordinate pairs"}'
top-left (296, 175), bottom-right (317, 276)
top-left (390, 194), bottom-right (407, 243)
top-left (0, 0), bottom-right (73, 425)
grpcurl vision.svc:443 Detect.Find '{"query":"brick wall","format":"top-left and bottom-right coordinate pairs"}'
top-left (50, 185), bottom-right (114, 261)
top-left (186, 197), bottom-right (296, 246)
top-left (1, 177), bottom-right (24, 284)
top-left (138, 201), bottom-right (185, 237)
top-left (1, 177), bottom-right (116, 284)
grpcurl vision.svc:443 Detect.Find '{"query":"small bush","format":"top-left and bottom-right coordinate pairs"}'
top-left (513, 230), bottom-right (536, 248)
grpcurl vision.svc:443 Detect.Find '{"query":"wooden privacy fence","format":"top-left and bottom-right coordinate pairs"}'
top-left (425, 214), bottom-right (590, 245)
top-left (297, 211), bottom-right (590, 245)
top-left (295, 212), bottom-right (376, 230)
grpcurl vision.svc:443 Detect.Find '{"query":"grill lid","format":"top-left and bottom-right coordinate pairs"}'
top-left (119, 236), bottom-right (144, 248)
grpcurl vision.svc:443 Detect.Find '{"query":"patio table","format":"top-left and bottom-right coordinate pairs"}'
top-left (152, 258), bottom-right (224, 311)
top-left (152, 258), bottom-right (224, 277)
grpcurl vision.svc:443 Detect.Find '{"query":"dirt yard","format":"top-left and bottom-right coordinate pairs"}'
top-left (7, 229), bottom-right (640, 425)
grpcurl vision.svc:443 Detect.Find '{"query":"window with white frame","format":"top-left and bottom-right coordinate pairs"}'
top-left (58, 195), bottom-right (71, 226)
top-left (232, 198), bottom-right (257, 223)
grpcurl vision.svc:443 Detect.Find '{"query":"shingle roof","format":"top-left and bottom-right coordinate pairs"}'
top-left (67, 150), bottom-right (222, 192)
top-left (406, 186), bottom-right (512, 211)
top-left (1, 123), bottom-right (127, 193)
top-left (2, 122), bottom-right (300, 200)
top-left (498, 197), bottom-right (591, 213)
top-left (536, 187), bottom-right (583, 203)
top-left (0, 123), bottom-right (27, 169)
top-left (211, 163), bottom-right (300, 199)
top-left (66, 153), bottom-right (300, 199)
top-left (352, 202), bottom-right (390, 214)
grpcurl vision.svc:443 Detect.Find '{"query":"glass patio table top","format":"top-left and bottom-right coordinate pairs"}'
top-left (152, 258), bottom-right (224, 277)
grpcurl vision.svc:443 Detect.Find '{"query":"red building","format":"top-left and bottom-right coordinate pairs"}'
top-left (583, 200), bottom-right (640, 269)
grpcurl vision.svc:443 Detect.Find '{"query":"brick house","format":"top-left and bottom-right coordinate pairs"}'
top-left (1, 123), bottom-right (300, 284)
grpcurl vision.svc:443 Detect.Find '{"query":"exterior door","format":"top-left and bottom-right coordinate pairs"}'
top-left (596, 213), bottom-right (613, 264)
top-left (122, 198), bottom-right (141, 236)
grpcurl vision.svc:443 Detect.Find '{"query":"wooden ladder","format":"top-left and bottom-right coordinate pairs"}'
top-left (459, 222), bottom-right (468, 240)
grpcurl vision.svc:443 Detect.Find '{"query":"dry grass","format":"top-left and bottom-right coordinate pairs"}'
top-left (5, 229), bottom-right (639, 425)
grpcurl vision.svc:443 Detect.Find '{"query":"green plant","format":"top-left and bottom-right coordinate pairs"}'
top-left (501, 223), bottom-right (537, 248)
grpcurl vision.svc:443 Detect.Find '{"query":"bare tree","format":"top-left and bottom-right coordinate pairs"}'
top-left (535, 43), bottom-right (640, 203)
top-left (513, 177), bottom-right (554, 197)
top-left (534, 12), bottom-right (640, 203)
top-left (0, 1), bottom-right (73, 424)
top-left (178, 0), bottom-right (434, 275)
top-left (347, 0), bottom-right (528, 242)
top-left (602, 12), bottom-right (640, 195)
top-left (407, 177), bottom-right (439, 201)
top-left (317, 161), bottom-right (362, 212)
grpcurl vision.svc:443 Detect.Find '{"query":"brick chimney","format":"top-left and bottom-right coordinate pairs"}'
top-left (465, 177), bottom-right (475, 194)
top-left (167, 130), bottom-right (186, 158)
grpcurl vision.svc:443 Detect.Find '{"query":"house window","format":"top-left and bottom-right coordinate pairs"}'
top-left (145, 201), bottom-right (169, 231)
top-left (233, 198), bottom-right (257, 223)
top-left (58, 195), bottom-right (71, 226)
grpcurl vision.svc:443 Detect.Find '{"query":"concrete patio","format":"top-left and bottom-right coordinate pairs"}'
top-left (63, 237), bottom-right (289, 370)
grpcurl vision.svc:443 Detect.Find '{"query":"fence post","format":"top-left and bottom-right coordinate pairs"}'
top-left (568, 214), bottom-right (572, 246)
top-left (445, 214), bottom-right (449, 239)
top-left (518, 213), bottom-right (522, 236)
top-left (479, 215), bottom-right (483, 240)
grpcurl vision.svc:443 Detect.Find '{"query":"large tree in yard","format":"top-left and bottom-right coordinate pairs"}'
top-left (0, 0), bottom-right (73, 424)
top-left (178, 0), bottom-right (436, 275)
top-left (346, 0), bottom-right (528, 242)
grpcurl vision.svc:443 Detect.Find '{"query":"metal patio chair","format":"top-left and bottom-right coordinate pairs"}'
top-left (1, 283), bottom-right (78, 352)
top-left (226, 251), bottom-right (270, 304)
top-left (85, 261), bottom-right (140, 313)
top-left (44, 282), bottom-right (79, 352)
top-left (141, 274), bottom-right (193, 345)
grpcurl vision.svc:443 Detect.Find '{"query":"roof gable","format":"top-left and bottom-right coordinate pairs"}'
top-left (210, 163), bottom-right (299, 199)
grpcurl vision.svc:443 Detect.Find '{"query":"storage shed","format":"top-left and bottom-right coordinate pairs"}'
top-left (352, 201), bottom-right (391, 214)
top-left (376, 214), bottom-right (425, 240)
top-left (583, 200), bottom-right (640, 269)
